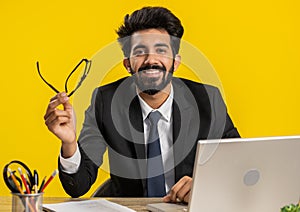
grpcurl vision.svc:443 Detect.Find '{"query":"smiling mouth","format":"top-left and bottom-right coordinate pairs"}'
top-left (140, 69), bottom-right (163, 77)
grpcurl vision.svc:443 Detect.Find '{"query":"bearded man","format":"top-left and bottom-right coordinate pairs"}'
top-left (44, 6), bottom-right (240, 202)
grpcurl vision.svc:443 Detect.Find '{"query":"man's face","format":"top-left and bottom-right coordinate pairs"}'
top-left (124, 29), bottom-right (181, 95)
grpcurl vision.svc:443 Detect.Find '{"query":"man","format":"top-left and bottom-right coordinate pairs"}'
top-left (44, 6), bottom-right (240, 203)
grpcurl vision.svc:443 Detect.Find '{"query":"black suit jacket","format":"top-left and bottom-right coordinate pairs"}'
top-left (59, 77), bottom-right (240, 197)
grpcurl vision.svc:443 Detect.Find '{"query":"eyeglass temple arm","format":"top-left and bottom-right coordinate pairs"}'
top-left (36, 62), bottom-right (60, 93)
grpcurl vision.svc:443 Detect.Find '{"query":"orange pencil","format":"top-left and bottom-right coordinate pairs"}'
top-left (7, 168), bottom-right (24, 194)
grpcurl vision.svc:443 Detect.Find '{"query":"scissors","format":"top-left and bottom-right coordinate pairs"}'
top-left (3, 160), bottom-right (34, 193)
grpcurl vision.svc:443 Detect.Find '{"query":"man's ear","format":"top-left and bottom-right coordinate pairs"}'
top-left (123, 58), bottom-right (132, 74)
top-left (173, 54), bottom-right (181, 72)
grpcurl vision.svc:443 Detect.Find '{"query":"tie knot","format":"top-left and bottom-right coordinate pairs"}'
top-left (148, 111), bottom-right (162, 126)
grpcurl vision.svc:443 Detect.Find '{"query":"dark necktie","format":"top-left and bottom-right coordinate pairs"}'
top-left (147, 111), bottom-right (166, 197)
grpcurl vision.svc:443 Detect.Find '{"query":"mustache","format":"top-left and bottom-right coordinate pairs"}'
top-left (138, 65), bottom-right (166, 73)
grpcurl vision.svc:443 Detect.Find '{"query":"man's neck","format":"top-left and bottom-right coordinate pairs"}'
top-left (138, 83), bottom-right (172, 109)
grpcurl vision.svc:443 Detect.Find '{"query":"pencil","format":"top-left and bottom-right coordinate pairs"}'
top-left (41, 169), bottom-right (58, 192)
top-left (34, 170), bottom-right (38, 193)
top-left (38, 176), bottom-right (46, 193)
top-left (8, 168), bottom-right (24, 194)
top-left (17, 167), bottom-right (31, 194)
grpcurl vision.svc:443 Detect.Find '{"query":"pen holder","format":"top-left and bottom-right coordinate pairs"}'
top-left (12, 192), bottom-right (43, 212)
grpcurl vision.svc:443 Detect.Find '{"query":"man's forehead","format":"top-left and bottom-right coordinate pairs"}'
top-left (131, 30), bottom-right (171, 47)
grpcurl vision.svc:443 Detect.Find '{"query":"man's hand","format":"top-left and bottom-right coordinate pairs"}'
top-left (163, 176), bottom-right (193, 203)
top-left (44, 92), bottom-right (77, 158)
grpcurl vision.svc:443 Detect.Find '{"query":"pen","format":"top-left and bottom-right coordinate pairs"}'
top-left (41, 169), bottom-right (58, 192)
top-left (17, 167), bottom-right (31, 194)
top-left (38, 176), bottom-right (46, 193)
top-left (8, 168), bottom-right (24, 194)
top-left (34, 170), bottom-right (39, 193)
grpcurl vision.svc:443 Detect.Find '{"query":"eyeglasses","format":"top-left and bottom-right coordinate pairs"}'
top-left (36, 59), bottom-right (92, 97)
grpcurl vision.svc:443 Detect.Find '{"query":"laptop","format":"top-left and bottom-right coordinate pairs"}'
top-left (147, 136), bottom-right (300, 212)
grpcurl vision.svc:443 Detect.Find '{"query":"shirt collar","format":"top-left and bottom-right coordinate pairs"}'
top-left (137, 85), bottom-right (173, 122)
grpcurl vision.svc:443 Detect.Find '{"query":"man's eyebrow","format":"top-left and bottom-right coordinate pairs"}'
top-left (154, 43), bottom-right (170, 48)
top-left (132, 43), bottom-right (170, 51)
top-left (133, 44), bottom-right (147, 51)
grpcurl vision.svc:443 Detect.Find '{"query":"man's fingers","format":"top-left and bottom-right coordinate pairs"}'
top-left (162, 195), bottom-right (171, 203)
top-left (45, 110), bottom-right (71, 126)
top-left (164, 176), bottom-right (192, 203)
top-left (183, 190), bottom-right (190, 203)
top-left (50, 95), bottom-right (58, 102)
top-left (62, 98), bottom-right (73, 112)
top-left (44, 92), bottom-right (70, 120)
top-left (169, 177), bottom-right (188, 201)
top-left (43, 92), bottom-right (76, 144)
top-left (176, 179), bottom-right (192, 201)
top-left (46, 116), bottom-right (71, 130)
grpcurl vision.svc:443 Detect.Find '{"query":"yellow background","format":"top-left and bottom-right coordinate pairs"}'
top-left (0, 0), bottom-right (299, 197)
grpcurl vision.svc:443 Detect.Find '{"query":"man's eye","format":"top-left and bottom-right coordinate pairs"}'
top-left (133, 49), bottom-right (146, 56)
top-left (157, 48), bottom-right (167, 54)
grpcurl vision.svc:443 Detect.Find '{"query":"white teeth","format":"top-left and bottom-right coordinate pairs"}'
top-left (144, 69), bottom-right (160, 74)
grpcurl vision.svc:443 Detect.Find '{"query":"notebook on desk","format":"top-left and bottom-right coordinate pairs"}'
top-left (147, 136), bottom-right (300, 212)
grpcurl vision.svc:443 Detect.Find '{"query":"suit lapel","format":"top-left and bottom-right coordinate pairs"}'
top-left (127, 89), bottom-right (147, 195)
top-left (112, 77), bottom-right (147, 194)
top-left (128, 96), bottom-right (146, 160)
top-left (117, 77), bottom-right (146, 160)
top-left (172, 78), bottom-right (199, 181)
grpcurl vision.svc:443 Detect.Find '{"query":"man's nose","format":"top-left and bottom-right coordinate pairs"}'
top-left (144, 53), bottom-right (159, 65)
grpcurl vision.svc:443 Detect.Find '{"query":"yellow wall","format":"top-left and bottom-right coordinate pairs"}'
top-left (0, 0), bottom-right (299, 197)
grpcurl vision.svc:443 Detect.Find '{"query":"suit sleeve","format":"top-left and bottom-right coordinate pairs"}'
top-left (58, 88), bottom-right (107, 197)
top-left (206, 85), bottom-right (240, 139)
top-left (222, 114), bottom-right (240, 138)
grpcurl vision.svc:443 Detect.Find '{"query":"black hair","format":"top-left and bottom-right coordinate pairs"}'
top-left (116, 6), bottom-right (184, 57)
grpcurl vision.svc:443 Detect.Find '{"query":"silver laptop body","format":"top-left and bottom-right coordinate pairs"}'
top-left (188, 136), bottom-right (300, 212)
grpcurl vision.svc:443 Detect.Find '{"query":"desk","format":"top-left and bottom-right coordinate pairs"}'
top-left (0, 196), bottom-right (162, 212)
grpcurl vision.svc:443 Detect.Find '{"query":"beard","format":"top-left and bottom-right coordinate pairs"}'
top-left (132, 63), bottom-right (174, 95)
